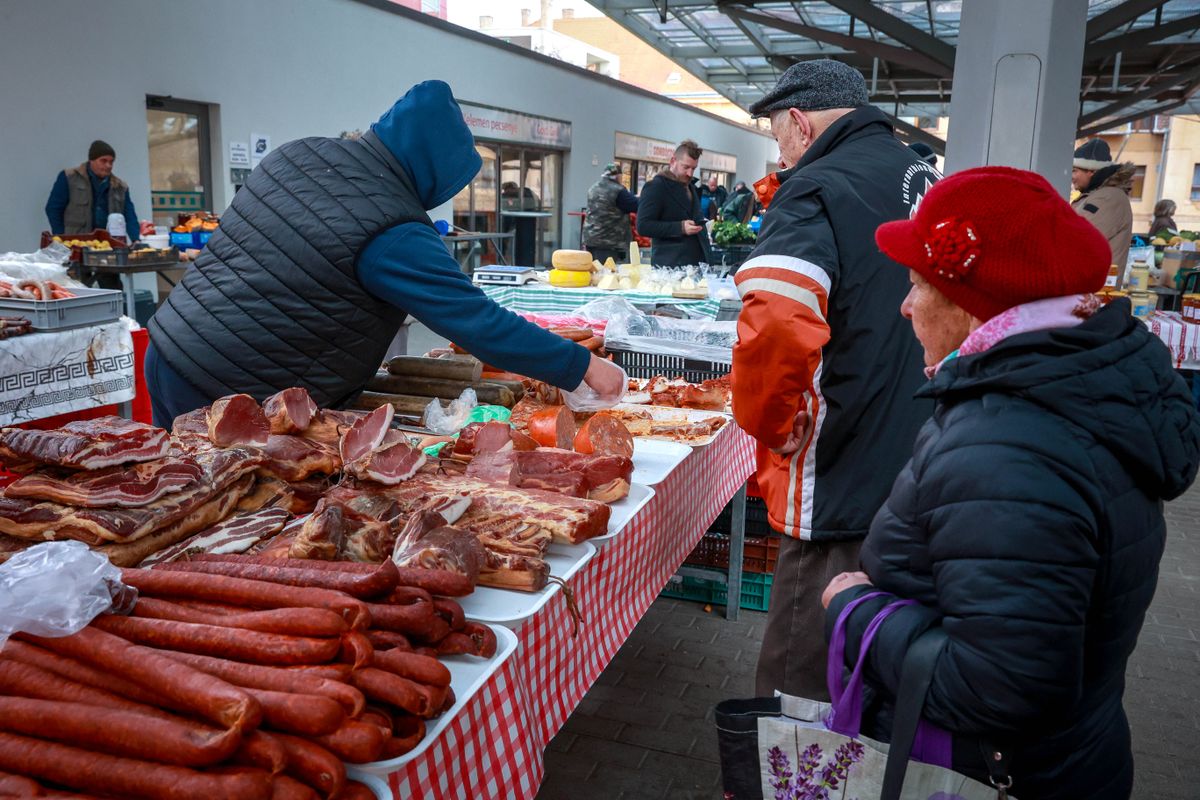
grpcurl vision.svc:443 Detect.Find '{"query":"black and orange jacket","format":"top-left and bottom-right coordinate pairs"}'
top-left (732, 105), bottom-right (938, 542)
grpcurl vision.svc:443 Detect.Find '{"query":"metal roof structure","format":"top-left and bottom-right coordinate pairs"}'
top-left (590, 1), bottom-right (1200, 140)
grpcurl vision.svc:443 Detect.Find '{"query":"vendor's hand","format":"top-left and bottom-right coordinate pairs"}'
top-left (583, 355), bottom-right (625, 401)
top-left (769, 410), bottom-right (811, 456)
top-left (682, 220), bottom-right (704, 236)
top-left (822, 571), bottom-right (873, 609)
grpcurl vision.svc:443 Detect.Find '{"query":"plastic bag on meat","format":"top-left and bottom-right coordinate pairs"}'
top-left (572, 296), bottom-right (643, 326)
top-left (605, 314), bottom-right (738, 364)
top-left (424, 388), bottom-right (479, 435)
top-left (561, 358), bottom-right (629, 413)
top-left (0, 541), bottom-right (136, 647)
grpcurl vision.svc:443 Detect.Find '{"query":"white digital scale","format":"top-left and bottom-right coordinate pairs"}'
top-left (472, 266), bottom-right (539, 286)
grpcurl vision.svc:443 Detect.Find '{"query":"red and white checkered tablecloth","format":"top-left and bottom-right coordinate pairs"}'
top-left (1146, 311), bottom-right (1200, 369)
top-left (384, 423), bottom-right (757, 799)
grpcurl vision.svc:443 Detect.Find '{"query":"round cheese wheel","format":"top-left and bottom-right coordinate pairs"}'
top-left (552, 249), bottom-right (594, 271)
top-left (549, 269), bottom-right (592, 288)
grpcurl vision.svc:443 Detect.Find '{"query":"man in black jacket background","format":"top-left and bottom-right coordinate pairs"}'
top-left (636, 140), bottom-right (711, 266)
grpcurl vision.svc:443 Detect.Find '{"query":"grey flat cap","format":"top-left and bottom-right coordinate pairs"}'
top-left (749, 59), bottom-right (869, 117)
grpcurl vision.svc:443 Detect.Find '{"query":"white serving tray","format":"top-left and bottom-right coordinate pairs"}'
top-left (589, 482), bottom-right (656, 545)
top-left (631, 438), bottom-right (692, 485)
top-left (613, 403), bottom-right (732, 448)
top-left (342, 768), bottom-right (391, 800)
top-left (455, 541), bottom-right (596, 625)
top-left (350, 624), bottom-right (519, 777)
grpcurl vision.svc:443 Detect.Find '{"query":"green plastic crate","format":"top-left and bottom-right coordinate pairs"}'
top-left (659, 572), bottom-right (772, 612)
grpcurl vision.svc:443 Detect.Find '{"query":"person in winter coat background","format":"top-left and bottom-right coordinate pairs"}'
top-left (635, 140), bottom-right (711, 266)
top-left (582, 163), bottom-right (638, 265)
top-left (699, 175), bottom-right (727, 220)
top-left (731, 59), bottom-right (938, 701)
top-left (823, 166), bottom-right (1200, 800)
top-left (145, 80), bottom-right (624, 428)
top-left (1072, 138), bottom-right (1135, 269)
top-left (719, 181), bottom-right (756, 223)
top-left (1149, 198), bottom-right (1178, 238)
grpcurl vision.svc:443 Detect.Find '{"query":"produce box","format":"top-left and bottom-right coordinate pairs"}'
top-left (40, 229), bottom-right (127, 262)
top-left (660, 571), bottom-right (773, 612)
top-left (81, 246), bottom-right (180, 270)
top-left (0, 287), bottom-right (123, 331)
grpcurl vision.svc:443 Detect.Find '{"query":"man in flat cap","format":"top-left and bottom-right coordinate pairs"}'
top-left (1071, 138), bottom-right (1135, 270)
top-left (730, 58), bottom-right (939, 700)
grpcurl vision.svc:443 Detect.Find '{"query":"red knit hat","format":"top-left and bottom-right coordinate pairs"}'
top-left (875, 166), bottom-right (1112, 321)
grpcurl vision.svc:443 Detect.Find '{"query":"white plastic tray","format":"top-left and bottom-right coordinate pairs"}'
top-left (456, 541), bottom-right (596, 625)
top-left (350, 624), bottom-right (519, 777)
top-left (612, 403), bottom-right (732, 448)
top-left (631, 438), bottom-right (692, 485)
top-left (589, 482), bottom-right (656, 545)
top-left (343, 768), bottom-right (391, 800)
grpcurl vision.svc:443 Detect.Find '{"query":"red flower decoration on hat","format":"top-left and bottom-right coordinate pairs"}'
top-left (923, 217), bottom-right (981, 281)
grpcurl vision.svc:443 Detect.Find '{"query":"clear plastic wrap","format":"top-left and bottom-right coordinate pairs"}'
top-left (0, 243), bottom-right (79, 287)
top-left (423, 387), bottom-right (479, 435)
top-left (561, 357), bottom-right (629, 412)
top-left (0, 541), bottom-right (136, 647)
top-left (605, 312), bottom-right (738, 364)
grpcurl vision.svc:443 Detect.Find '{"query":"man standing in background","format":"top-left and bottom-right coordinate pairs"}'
top-left (1071, 138), bottom-right (1135, 270)
top-left (636, 140), bottom-right (711, 266)
top-left (700, 174), bottom-right (728, 220)
top-left (582, 163), bottom-right (638, 265)
top-left (731, 59), bottom-right (936, 701)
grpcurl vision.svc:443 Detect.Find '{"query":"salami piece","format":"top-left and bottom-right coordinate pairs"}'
top-left (90, 614), bottom-right (342, 666)
top-left (527, 406), bottom-right (576, 449)
top-left (573, 415), bottom-right (634, 458)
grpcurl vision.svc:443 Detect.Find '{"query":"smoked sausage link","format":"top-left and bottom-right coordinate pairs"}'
top-left (91, 613), bottom-right (341, 666)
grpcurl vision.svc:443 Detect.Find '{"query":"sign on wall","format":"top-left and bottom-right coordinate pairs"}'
top-left (614, 131), bottom-right (737, 173)
top-left (250, 133), bottom-right (271, 166)
top-left (459, 102), bottom-right (572, 149)
top-left (229, 141), bottom-right (250, 166)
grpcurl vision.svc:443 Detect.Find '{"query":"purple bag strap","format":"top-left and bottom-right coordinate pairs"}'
top-left (826, 591), bottom-right (888, 702)
top-left (825, 597), bottom-right (918, 738)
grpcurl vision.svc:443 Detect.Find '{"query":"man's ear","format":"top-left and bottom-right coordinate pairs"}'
top-left (790, 107), bottom-right (813, 142)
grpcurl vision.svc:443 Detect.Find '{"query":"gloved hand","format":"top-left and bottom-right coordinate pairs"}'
top-left (562, 355), bottom-right (628, 412)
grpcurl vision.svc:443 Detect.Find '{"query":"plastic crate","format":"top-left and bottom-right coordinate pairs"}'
top-left (660, 571), bottom-right (773, 612)
top-left (40, 229), bottom-right (127, 262)
top-left (608, 347), bottom-right (731, 383)
top-left (81, 246), bottom-right (180, 270)
top-left (708, 493), bottom-right (772, 539)
top-left (0, 287), bottom-right (123, 331)
top-left (685, 530), bottom-right (780, 575)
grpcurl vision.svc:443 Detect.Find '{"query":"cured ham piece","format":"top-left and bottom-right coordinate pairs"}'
top-left (3, 457), bottom-right (203, 508)
top-left (340, 404), bottom-right (393, 464)
top-left (207, 394), bottom-right (270, 447)
top-left (171, 408), bottom-right (208, 437)
top-left (452, 422), bottom-right (516, 457)
top-left (344, 440), bottom-right (426, 486)
top-left (0, 448), bottom-right (264, 545)
top-left (139, 507), bottom-right (291, 566)
top-left (0, 418), bottom-right (170, 470)
top-left (518, 473), bottom-right (589, 498)
top-left (263, 387), bottom-right (320, 434)
top-left (465, 448), bottom-right (633, 503)
top-left (478, 551), bottom-right (550, 592)
top-left (391, 511), bottom-right (485, 584)
top-left (258, 435), bottom-right (341, 482)
top-left (298, 409), bottom-right (361, 446)
top-left (235, 476), bottom-right (296, 513)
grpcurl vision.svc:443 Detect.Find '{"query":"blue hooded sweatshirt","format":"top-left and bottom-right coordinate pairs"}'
top-left (357, 81), bottom-right (590, 389)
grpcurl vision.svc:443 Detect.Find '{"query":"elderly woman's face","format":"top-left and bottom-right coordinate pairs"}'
top-left (900, 271), bottom-right (976, 368)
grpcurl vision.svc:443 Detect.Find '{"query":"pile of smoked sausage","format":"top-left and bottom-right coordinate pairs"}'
top-left (0, 556), bottom-right (495, 800)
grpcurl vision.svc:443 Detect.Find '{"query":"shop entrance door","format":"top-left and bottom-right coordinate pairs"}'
top-left (500, 146), bottom-right (561, 267)
top-left (145, 96), bottom-right (213, 231)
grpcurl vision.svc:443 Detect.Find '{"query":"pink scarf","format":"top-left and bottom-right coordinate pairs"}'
top-left (927, 293), bottom-right (1102, 378)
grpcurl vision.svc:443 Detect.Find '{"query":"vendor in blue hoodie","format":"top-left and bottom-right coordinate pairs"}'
top-left (146, 81), bottom-right (622, 427)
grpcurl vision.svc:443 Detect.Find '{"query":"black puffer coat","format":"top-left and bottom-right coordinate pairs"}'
top-left (826, 301), bottom-right (1200, 799)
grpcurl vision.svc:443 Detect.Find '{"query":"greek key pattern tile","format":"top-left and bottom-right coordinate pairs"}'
top-left (0, 353), bottom-right (134, 394)
top-left (0, 376), bottom-right (134, 416)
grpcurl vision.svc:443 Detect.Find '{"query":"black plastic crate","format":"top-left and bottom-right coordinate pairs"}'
top-left (608, 347), bottom-right (731, 383)
top-left (708, 493), bottom-right (772, 538)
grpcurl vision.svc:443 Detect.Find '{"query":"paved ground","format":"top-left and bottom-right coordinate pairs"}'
top-left (536, 484), bottom-right (1200, 800)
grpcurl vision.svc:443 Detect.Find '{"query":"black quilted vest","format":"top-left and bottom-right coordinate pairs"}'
top-left (149, 130), bottom-right (431, 408)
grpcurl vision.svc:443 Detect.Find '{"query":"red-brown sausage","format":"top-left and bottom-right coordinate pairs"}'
top-left (351, 668), bottom-right (429, 716)
top-left (337, 781), bottom-right (378, 800)
top-left (391, 567), bottom-right (474, 597)
top-left (358, 706), bottom-right (393, 738)
top-left (0, 658), bottom-right (169, 720)
top-left (188, 556), bottom-right (379, 573)
top-left (134, 597), bottom-right (349, 637)
top-left (153, 560), bottom-right (398, 600)
top-left (281, 664), bottom-right (353, 682)
top-left (384, 586), bottom-right (433, 606)
top-left (463, 621), bottom-right (499, 658)
top-left (434, 632), bottom-right (473, 656)
top-left (410, 615), bottom-right (451, 647)
top-left (271, 774), bottom-right (320, 800)
top-left (248, 689), bottom-right (344, 737)
top-left (364, 602), bottom-right (437, 637)
top-left (372, 650), bottom-right (451, 688)
top-left (272, 734), bottom-right (345, 800)
top-left (1, 639), bottom-right (162, 707)
top-left (22, 628), bottom-right (260, 734)
top-left (412, 683), bottom-right (448, 719)
top-left (381, 715), bottom-right (426, 759)
top-left (573, 414), bottom-right (634, 458)
top-left (91, 614), bottom-right (341, 666)
top-left (0, 731), bottom-right (272, 800)
top-left (0, 696), bottom-right (241, 767)
top-left (154, 650), bottom-right (365, 717)
top-left (233, 731), bottom-right (288, 776)
top-left (0, 770), bottom-right (42, 796)
top-left (364, 630), bottom-right (412, 652)
top-left (527, 406), bottom-right (576, 449)
top-left (336, 632), bottom-right (374, 670)
top-left (439, 685), bottom-right (456, 714)
top-left (312, 719), bottom-right (384, 764)
top-left (119, 568), bottom-right (370, 630)
top-left (431, 598), bottom-right (465, 631)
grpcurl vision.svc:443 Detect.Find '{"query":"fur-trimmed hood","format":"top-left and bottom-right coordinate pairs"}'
top-left (1084, 162), bottom-right (1137, 195)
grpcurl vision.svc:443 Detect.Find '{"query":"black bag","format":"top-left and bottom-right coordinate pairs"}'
top-left (713, 697), bottom-right (782, 800)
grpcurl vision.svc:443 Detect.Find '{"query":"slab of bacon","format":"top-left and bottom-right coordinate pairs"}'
top-left (0, 417), bottom-right (170, 471)
top-left (3, 457), bottom-right (204, 508)
top-left (139, 506), bottom-right (291, 566)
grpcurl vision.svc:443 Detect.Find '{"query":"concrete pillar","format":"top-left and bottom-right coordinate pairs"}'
top-left (944, 0), bottom-right (1088, 196)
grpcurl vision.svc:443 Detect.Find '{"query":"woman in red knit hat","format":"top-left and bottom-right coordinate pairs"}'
top-left (820, 166), bottom-right (1200, 799)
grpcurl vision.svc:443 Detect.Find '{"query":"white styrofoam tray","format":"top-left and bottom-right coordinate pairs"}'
top-left (350, 623), bottom-right (519, 777)
top-left (631, 438), bottom-right (692, 485)
top-left (589, 482), bottom-right (656, 545)
top-left (455, 541), bottom-right (596, 625)
top-left (342, 768), bottom-right (391, 800)
top-left (613, 403), bottom-right (732, 448)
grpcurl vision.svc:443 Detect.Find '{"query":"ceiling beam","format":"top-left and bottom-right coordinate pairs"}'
top-left (721, 5), bottom-right (953, 78)
top-left (1085, 0), bottom-right (1167, 42)
top-left (1078, 61), bottom-right (1200, 126)
top-left (1077, 98), bottom-right (1186, 138)
top-left (1088, 12), bottom-right (1200, 59)
top-left (820, 0), bottom-right (956, 70)
top-left (885, 114), bottom-right (946, 155)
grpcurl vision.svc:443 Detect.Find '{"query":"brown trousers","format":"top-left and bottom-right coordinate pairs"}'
top-left (755, 535), bottom-right (863, 701)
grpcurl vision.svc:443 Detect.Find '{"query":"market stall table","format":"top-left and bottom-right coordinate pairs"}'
top-left (366, 423), bottom-right (757, 799)
top-left (0, 319), bottom-right (135, 425)
top-left (1146, 310), bottom-right (1200, 369)
top-left (481, 282), bottom-right (723, 319)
